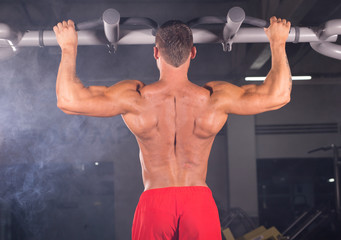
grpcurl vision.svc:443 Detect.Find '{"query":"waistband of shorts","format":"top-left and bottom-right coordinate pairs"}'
top-left (142, 186), bottom-right (211, 195)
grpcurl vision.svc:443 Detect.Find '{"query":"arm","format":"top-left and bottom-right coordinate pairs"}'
top-left (53, 20), bottom-right (144, 117)
top-left (206, 16), bottom-right (292, 115)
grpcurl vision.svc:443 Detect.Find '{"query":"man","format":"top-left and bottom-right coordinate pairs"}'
top-left (53, 16), bottom-right (291, 240)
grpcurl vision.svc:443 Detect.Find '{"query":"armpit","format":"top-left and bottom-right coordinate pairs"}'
top-left (202, 85), bottom-right (213, 96)
top-left (135, 80), bottom-right (145, 95)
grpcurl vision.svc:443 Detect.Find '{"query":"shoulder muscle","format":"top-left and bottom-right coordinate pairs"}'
top-left (105, 80), bottom-right (145, 114)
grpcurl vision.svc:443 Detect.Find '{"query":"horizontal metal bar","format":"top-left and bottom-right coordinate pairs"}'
top-left (15, 27), bottom-right (337, 47)
top-left (17, 30), bottom-right (104, 46)
top-left (233, 27), bottom-right (337, 43)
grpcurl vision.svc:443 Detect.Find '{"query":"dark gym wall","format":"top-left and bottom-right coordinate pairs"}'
top-left (226, 82), bottom-right (341, 225)
top-left (256, 84), bottom-right (341, 158)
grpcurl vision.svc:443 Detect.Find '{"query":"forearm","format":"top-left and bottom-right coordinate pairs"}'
top-left (56, 47), bottom-right (88, 107)
top-left (263, 42), bottom-right (292, 101)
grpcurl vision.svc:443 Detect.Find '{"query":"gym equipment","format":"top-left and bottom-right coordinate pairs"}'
top-left (308, 144), bottom-right (341, 220)
top-left (222, 228), bottom-right (235, 240)
top-left (0, 7), bottom-right (341, 60)
top-left (222, 225), bottom-right (287, 240)
top-left (220, 207), bottom-right (257, 238)
top-left (222, 208), bottom-right (336, 240)
top-left (282, 206), bottom-right (339, 240)
top-left (238, 226), bottom-right (285, 240)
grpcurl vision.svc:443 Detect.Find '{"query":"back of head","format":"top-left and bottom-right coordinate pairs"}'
top-left (155, 20), bottom-right (193, 68)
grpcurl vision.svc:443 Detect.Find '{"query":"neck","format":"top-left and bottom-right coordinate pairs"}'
top-left (158, 61), bottom-right (190, 85)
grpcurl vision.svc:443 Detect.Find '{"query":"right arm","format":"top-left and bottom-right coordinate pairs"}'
top-left (53, 20), bottom-right (145, 117)
top-left (205, 17), bottom-right (292, 115)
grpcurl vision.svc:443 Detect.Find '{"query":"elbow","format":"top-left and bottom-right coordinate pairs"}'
top-left (279, 90), bottom-right (291, 105)
top-left (57, 98), bottom-right (76, 115)
top-left (57, 100), bottom-right (69, 113)
top-left (57, 96), bottom-right (67, 110)
top-left (281, 88), bottom-right (291, 105)
top-left (266, 91), bottom-right (291, 111)
top-left (284, 94), bottom-right (291, 105)
top-left (57, 100), bottom-right (66, 111)
top-left (274, 92), bottom-right (291, 109)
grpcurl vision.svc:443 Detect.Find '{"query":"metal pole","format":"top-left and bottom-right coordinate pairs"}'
top-left (290, 210), bottom-right (323, 240)
top-left (332, 144), bottom-right (341, 219)
top-left (282, 211), bottom-right (309, 235)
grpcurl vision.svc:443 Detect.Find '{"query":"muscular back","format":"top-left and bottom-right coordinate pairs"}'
top-left (122, 80), bottom-right (227, 190)
top-left (54, 17), bottom-right (291, 190)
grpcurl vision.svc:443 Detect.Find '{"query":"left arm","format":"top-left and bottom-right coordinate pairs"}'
top-left (204, 17), bottom-right (292, 115)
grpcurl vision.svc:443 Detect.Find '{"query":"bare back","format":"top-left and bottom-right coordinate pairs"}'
top-left (122, 80), bottom-right (227, 190)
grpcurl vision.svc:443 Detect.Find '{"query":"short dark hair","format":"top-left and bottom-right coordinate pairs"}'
top-left (155, 20), bottom-right (193, 68)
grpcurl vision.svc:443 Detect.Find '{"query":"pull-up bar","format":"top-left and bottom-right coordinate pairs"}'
top-left (0, 7), bottom-right (340, 60)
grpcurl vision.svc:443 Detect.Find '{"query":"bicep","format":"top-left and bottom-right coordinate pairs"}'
top-left (59, 80), bottom-right (143, 117)
top-left (210, 82), bottom-right (281, 115)
top-left (226, 85), bottom-right (268, 115)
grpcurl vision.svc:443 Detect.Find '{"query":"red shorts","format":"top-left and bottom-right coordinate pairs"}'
top-left (132, 186), bottom-right (222, 240)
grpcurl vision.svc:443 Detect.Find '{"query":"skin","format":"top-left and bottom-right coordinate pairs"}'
top-left (53, 17), bottom-right (292, 190)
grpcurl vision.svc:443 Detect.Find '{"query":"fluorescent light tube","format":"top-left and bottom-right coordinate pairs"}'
top-left (245, 76), bottom-right (312, 81)
top-left (291, 76), bottom-right (312, 80)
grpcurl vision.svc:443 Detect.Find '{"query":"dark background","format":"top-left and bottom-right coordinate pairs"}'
top-left (0, 0), bottom-right (341, 239)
